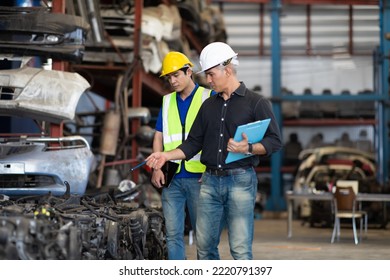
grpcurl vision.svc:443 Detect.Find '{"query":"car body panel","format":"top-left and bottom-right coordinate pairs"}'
top-left (298, 146), bottom-right (375, 162)
top-left (0, 136), bottom-right (95, 196)
top-left (297, 146), bottom-right (375, 174)
top-left (0, 66), bottom-right (90, 123)
top-left (0, 6), bottom-right (90, 62)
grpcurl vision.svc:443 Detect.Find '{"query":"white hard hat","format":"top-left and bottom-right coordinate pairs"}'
top-left (197, 42), bottom-right (238, 74)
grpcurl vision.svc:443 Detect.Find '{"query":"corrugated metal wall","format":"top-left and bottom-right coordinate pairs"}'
top-left (220, 3), bottom-right (379, 56)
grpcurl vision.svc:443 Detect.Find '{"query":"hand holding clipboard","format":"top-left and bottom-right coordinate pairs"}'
top-left (225, 118), bottom-right (271, 164)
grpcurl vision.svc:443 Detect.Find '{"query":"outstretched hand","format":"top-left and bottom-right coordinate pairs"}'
top-left (146, 152), bottom-right (168, 170)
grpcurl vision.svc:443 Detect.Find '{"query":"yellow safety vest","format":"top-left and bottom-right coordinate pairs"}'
top-left (162, 87), bottom-right (211, 173)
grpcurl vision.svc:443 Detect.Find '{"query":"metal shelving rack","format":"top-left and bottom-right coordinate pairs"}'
top-left (213, 0), bottom-right (390, 210)
top-left (266, 0), bottom-right (390, 211)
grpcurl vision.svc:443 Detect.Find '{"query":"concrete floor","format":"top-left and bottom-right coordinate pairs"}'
top-left (185, 218), bottom-right (390, 260)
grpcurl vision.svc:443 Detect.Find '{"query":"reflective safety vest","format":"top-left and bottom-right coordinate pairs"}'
top-left (162, 87), bottom-right (211, 173)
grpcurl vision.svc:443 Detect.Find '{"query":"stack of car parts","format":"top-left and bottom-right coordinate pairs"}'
top-left (292, 146), bottom-right (382, 227)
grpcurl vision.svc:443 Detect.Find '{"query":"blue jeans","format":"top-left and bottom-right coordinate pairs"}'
top-left (162, 177), bottom-right (200, 260)
top-left (196, 168), bottom-right (257, 260)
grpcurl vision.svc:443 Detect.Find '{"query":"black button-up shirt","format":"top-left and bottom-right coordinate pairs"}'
top-left (178, 82), bottom-right (282, 169)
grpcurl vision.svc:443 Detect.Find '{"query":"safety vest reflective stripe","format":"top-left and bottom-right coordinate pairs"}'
top-left (163, 133), bottom-right (182, 144)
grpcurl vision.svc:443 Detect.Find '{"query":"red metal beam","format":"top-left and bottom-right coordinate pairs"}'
top-left (182, 23), bottom-right (204, 54)
top-left (306, 5), bottom-right (311, 55)
top-left (50, 0), bottom-right (66, 138)
top-left (283, 119), bottom-right (377, 126)
top-left (348, 5), bottom-right (354, 55)
top-left (141, 71), bottom-right (168, 96)
top-left (131, 0), bottom-right (143, 182)
top-left (259, 4), bottom-right (265, 56)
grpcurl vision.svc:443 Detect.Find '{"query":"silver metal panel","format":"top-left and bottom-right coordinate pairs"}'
top-left (0, 162), bottom-right (24, 174)
top-left (0, 67), bottom-right (90, 123)
top-left (0, 136), bottom-right (95, 196)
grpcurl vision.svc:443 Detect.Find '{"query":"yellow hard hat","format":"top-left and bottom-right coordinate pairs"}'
top-left (160, 52), bottom-right (194, 77)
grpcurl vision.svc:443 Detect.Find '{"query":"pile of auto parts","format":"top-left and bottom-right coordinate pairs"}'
top-left (291, 146), bottom-right (385, 227)
top-left (0, 186), bottom-right (166, 260)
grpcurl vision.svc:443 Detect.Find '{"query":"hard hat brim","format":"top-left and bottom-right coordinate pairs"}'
top-left (160, 64), bottom-right (194, 77)
top-left (196, 54), bottom-right (238, 75)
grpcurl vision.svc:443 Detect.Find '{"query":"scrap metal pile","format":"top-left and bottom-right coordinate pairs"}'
top-left (0, 187), bottom-right (166, 260)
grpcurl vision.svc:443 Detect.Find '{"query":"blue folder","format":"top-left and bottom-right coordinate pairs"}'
top-left (225, 118), bottom-right (271, 164)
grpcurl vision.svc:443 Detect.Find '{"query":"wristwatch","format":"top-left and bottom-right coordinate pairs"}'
top-left (246, 143), bottom-right (253, 155)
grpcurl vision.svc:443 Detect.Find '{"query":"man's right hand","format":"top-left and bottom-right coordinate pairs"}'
top-left (146, 152), bottom-right (168, 170)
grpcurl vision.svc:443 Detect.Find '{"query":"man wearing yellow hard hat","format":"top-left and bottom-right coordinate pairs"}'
top-left (152, 51), bottom-right (214, 260)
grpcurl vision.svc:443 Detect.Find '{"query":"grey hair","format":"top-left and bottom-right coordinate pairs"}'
top-left (216, 59), bottom-right (238, 75)
top-left (222, 63), bottom-right (237, 75)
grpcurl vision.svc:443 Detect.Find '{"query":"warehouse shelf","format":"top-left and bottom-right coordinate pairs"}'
top-left (278, 94), bottom-right (385, 102)
top-left (283, 118), bottom-right (376, 126)
top-left (255, 165), bottom-right (296, 173)
top-left (260, 0), bottom-right (389, 211)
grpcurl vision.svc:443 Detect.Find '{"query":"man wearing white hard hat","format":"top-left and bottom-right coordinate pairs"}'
top-left (146, 42), bottom-right (282, 260)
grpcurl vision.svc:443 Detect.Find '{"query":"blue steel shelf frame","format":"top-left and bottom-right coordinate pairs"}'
top-left (267, 0), bottom-right (284, 211)
top-left (377, 0), bottom-right (390, 186)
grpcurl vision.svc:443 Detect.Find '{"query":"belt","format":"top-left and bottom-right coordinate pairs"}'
top-left (205, 167), bottom-right (251, 177)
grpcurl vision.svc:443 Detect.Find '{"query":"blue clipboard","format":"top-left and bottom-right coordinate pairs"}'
top-left (225, 118), bottom-right (271, 164)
